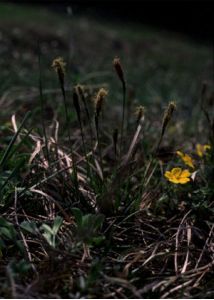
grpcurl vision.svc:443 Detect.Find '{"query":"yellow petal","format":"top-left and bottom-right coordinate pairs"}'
top-left (183, 155), bottom-right (194, 168)
top-left (179, 177), bottom-right (190, 184)
top-left (185, 161), bottom-right (194, 168)
top-left (164, 171), bottom-right (172, 179)
top-left (184, 154), bottom-right (191, 160)
top-left (176, 151), bottom-right (184, 158)
top-left (171, 168), bottom-right (182, 177)
top-left (196, 144), bottom-right (203, 157)
top-left (180, 169), bottom-right (191, 178)
top-left (204, 145), bottom-right (211, 151)
top-left (168, 177), bottom-right (180, 184)
top-left (188, 162), bottom-right (194, 169)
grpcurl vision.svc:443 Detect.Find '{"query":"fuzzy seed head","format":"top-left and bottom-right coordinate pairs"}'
top-left (76, 84), bottom-right (87, 104)
top-left (163, 101), bottom-right (176, 123)
top-left (52, 57), bottom-right (66, 74)
top-left (135, 105), bottom-right (145, 124)
top-left (95, 88), bottom-right (108, 117)
top-left (52, 57), bottom-right (66, 87)
top-left (161, 101), bottom-right (176, 137)
top-left (113, 57), bottom-right (125, 84)
top-left (76, 84), bottom-right (85, 96)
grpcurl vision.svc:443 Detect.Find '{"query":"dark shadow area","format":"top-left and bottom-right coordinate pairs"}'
top-left (11, 0), bottom-right (214, 44)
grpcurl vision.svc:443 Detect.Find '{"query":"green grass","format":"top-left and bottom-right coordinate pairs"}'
top-left (0, 3), bottom-right (214, 299)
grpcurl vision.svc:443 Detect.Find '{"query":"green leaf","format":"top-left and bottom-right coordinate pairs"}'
top-left (92, 236), bottom-right (105, 245)
top-left (20, 221), bottom-right (38, 234)
top-left (52, 216), bottom-right (63, 235)
top-left (0, 158), bottom-right (27, 193)
top-left (0, 237), bottom-right (6, 248)
top-left (0, 227), bottom-right (14, 239)
top-left (82, 214), bottom-right (93, 228)
top-left (93, 214), bottom-right (105, 230)
top-left (0, 217), bottom-right (11, 227)
top-left (11, 259), bottom-right (31, 274)
top-left (43, 232), bottom-right (53, 246)
top-left (72, 208), bottom-right (83, 227)
top-left (0, 111), bottom-right (31, 169)
top-left (41, 224), bottom-right (53, 235)
top-left (16, 240), bottom-right (24, 254)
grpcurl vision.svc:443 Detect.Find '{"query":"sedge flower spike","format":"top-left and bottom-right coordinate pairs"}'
top-left (165, 167), bottom-right (191, 184)
top-left (176, 151), bottom-right (194, 169)
top-left (196, 144), bottom-right (211, 157)
top-left (52, 57), bottom-right (66, 86)
top-left (94, 88), bottom-right (108, 118)
top-left (135, 105), bottom-right (145, 124)
top-left (113, 57), bottom-right (125, 85)
top-left (161, 101), bottom-right (176, 138)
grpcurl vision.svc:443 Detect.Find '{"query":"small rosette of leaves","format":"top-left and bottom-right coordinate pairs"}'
top-left (72, 208), bottom-right (105, 245)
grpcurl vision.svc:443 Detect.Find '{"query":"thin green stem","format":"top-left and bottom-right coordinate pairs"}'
top-left (38, 43), bottom-right (50, 163)
top-left (95, 115), bottom-right (104, 180)
top-left (119, 83), bottom-right (126, 159)
top-left (59, 81), bottom-right (80, 201)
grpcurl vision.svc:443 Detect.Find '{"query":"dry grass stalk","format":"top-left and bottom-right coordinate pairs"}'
top-left (156, 101), bottom-right (176, 152)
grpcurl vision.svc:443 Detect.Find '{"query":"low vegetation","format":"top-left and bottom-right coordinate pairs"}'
top-left (0, 3), bottom-right (213, 298)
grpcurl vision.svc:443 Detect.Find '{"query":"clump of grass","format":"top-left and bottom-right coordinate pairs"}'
top-left (0, 54), bottom-right (213, 299)
top-left (76, 84), bottom-right (94, 144)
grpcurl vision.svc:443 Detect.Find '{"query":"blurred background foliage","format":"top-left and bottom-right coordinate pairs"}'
top-left (0, 2), bottom-right (213, 140)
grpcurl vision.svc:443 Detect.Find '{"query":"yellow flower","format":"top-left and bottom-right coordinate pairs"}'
top-left (196, 144), bottom-right (211, 157)
top-left (165, 167), bottom-right (191, 184)
top-left (176, 151), bottom-right (194, 169)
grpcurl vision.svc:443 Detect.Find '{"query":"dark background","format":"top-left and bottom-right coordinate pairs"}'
top-left (12, 0), bottom-right (214, 43)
